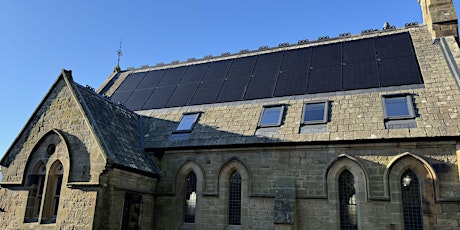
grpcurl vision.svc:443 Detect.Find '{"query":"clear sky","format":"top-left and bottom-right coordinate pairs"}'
top-left (0, 1), bottom-right (459, 168)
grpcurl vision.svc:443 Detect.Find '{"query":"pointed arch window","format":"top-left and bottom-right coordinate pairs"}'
top-left (24, 162), bottom-right (46, 222)
top-left (339, 170), bottom-right (358, 230)
top-left (401, 169), bottom-right (424, 230)
top-left (184, 172), bottom-right (197, 223)
top-left (41, 161), bottom-right (64, 223)
top-left (228, 171), bottom-right (242, 225)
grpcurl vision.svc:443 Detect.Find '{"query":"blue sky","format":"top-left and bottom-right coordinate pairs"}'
top-left (0, 1), bottom-right (458, 166)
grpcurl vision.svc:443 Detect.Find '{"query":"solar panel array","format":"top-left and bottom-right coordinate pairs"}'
top-left (110, 32), bottom-right (423, 111)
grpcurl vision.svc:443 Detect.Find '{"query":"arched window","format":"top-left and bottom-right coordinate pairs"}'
top-left (228, 171), bottom-right (241, 225)
top-left (41, 161), bottom-right (64, 223)
top-left (401, 169), bottom-right (423, 229)
top-left (339, 170), bottom-right (358, 230)
top-left (24, 162), bottom-right (46, 222)
top-left (184, 172), bottom-right (197, 223)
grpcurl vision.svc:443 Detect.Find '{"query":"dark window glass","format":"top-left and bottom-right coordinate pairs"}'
top-left (385, 97), bottom-right (410, 117)
top-left (229, 171), bottom-right (242, 225)
top-left (122, 193), bottom-right (142, 230)
top-left (176, 113), bottom-right (200, 132)
top-left (184, 172), bottom-right (197, 223)
top-left (339, 170), bottom-right (358, 230)
top-left (303, 102), bottom-right (328, 124)
top-left (401, 170), bottom-right (424, 230)
top-left (259, 106), bottom-right (284, 127)
top-left (25, 172), bottom-right (46, 222)
top-left (52, 176), bottom-right (63, 217)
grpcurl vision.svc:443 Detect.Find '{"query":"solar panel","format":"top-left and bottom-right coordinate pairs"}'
top-left (110, 90), bottom-right (133, 105)
top-left (137, 69), bottom-right (167, 89)
top-left (244, 52), bottom-right (284, 100)
top-left (342, 38), bottom-right (375, 62)
top-left (142, 85), bottom-right (176, 109)
top-left (307, 65), bottom-right (342, 93)
top-left (165, 82), bottom-right (201, 107)
top-left (110, 32), bottom-right (423, 110)
top-left (179, 63), bottom-right (208, 84)
top-left (342, 61), bottom-right (379, 90)
top-left (124, 88), bottom-right (152, 110)
top-left (375, 32), bottom-right (414, 58)
top-left (378, 56), bottom-right (423, 86)
top-left (116, 72), bottom-right (147, 91)
top-left (216, 56), bottom-right (256, 102)
top-left (189, 60), bottom-right (232, 105)
top-left (274, 48), bottom-right (311, 97)
top-left (156, 66), bottom-right (187, 87)
top-left (310, 43), bottom-right (342, 67)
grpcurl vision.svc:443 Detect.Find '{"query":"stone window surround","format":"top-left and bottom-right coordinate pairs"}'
top-left (22, 130), bottom-right (70, 226)
top-left (326, 155), bottom-right (367, 230)
top-left (386, 153), bottom-right (438, 228)
top-left (218, 159), bottom-right (250, 229)
top-left (175, 161), bottom-right (204, 228)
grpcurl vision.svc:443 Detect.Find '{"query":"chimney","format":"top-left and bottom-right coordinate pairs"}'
top-left (419, 0), bottom-right (458, 39)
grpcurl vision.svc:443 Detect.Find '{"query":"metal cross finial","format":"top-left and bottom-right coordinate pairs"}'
top-left (117, 39), bottom-right (123, 68)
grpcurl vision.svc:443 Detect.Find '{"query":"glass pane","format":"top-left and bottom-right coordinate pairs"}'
top-left (260, 107), bottom-right (282, 126)
top-left (229, 171), bottom-right (241, 225)
top-left (339, 170), bottom-right (358, 230)
top-left (184, 172), bottom-right (197, 223)
top-left (304, 103), bottom-right (325, 122)
top-left (176, 113), bottom-right (199, 131)
top-left (401, 170), bottom-right (424, 230)
top-left (385, 97), bottom-right (410, 117)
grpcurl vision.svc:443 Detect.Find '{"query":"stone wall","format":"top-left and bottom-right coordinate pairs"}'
top-left (153, 141), bottom-right (460, 229)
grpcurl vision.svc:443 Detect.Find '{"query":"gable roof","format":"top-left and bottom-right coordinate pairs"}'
top-left (106, 31), bottom-right (423, 111)
top-left (1, 70), bottom-right (161, 177)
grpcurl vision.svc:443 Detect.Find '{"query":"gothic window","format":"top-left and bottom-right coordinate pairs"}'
top-left (228, 171), bottom-right (242, 225)
top-left (401, 169), bottom-right (424, 230)
top-left (122, 193), bottom-right (142, 230)
top-left (184, 172), bottom-right (197, 223)
top-left (41, 161), bottom-right (64, 223)
top-left (24, 162), bottom-right (46, 222)
top-left (339, 170), bottom-right (358, 230)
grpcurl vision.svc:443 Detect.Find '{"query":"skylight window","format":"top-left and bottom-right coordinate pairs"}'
top-left (302, 102), bottom-right (329, 124)
top-left (258, 105), bottom-right (285, 127)
top-left (382, 94), bottom-right (417, 129)
top-left (382, 95), bottom-right (415, 119)
top-left (175, 112), bottom-right (201, 132)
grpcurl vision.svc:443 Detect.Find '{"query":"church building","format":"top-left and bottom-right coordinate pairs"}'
top-left (2, 1), bottom-right (460, 229)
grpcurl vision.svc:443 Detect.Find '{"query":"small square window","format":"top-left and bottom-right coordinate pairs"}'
top-left (258, 105), bottom-right (285, 127)
top-left (382, 94), bottom-right (417, 129)
top-left (382, 95), bottom-right (415, 119)
top-left (302, 102), bottom-right (329, 124)
top-left (175, 112), bottom-right (201, 132)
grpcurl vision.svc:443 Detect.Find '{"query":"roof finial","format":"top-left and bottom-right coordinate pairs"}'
top-left (115, 38), bottom-right (123, 72)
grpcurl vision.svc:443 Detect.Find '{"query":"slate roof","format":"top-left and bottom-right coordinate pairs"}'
top-left (107, 31), bottom-right (423, 111)
top-left (74, 81), bottom-right (161, 176)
